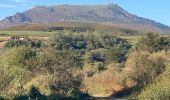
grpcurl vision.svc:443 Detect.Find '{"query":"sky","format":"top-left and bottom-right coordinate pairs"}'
top-left (0, 0), bottom-right (170, 26)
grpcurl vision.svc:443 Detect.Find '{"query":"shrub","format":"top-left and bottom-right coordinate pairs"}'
top-left (5, 46), bottom-right (36, 69)
top-left (85, 49), bottom-right (106, 63)
top-left (138, 59), bottom-right (170, 100)
top-left (5, 39), bottom-right (42, 48)
top-left (123, 51), bottom-right (168, 88)
top-left (85, 48), bottom-right (126, 64)
top-left (50, 33), bottom-right (131, 66)
top-left (137, 33), bottom-right (170, 52)
top-left (95, 62), bottom-right (105, 72)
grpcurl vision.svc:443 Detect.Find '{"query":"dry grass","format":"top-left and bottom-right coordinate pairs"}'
top-left (137, 52), bottom-right (170, 99)
top-left (82, 63), bottom-right (134, 97)
top-left (82, 50), bottom-right (169, 98)
top-left (83, 69), bottom-right (116, 97)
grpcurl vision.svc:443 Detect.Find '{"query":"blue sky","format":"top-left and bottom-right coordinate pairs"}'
top-left (0, 0), bottom-right (170, 26)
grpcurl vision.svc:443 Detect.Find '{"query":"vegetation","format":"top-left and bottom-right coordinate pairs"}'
top-left (5, 39), bottom-right (42, 48)
top-left (1, 22), bottom-right (144, 35)
top-left (137, 33), bottom-right (170, 52)
top-left (0, 31), bottom-right (57, 37)
top-left (1, 31), bottom-right (170, 100)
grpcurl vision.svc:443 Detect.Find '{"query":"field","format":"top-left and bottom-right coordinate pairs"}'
top-left (120, 36), bottom-right (141, 46)
top-left (1, 22), bottom-right (146, 36)
top-left (0, 31), bottom-right (142, 48)
top-left (0, 30), bottom-right (142, 50)
top-left (0, 31), bottom-right (52, 48)
top-left (0, 31), bottom-right (58, 37)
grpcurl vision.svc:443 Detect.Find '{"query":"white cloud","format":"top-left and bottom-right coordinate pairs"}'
top-left (0, 4), bottom-right (18, 8)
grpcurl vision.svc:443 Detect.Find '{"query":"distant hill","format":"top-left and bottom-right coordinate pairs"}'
top-left (0, 4), bottom-right (170, 33)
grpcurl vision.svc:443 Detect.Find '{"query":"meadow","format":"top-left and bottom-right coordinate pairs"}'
top-left (0, 31), bottom-right (58, 37)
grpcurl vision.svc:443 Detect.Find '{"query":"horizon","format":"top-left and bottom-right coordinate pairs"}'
top-left (0, 0), bottom-right (170, 26)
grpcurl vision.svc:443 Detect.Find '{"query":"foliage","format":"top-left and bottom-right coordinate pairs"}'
top-left (5, 32), bottom-right (170, 99)
top-left (5, 46), bottom-right (36, 69)
top-left (137, 33), bottom-right (170, 52)
top-left (50, 33), bottom-right (131, 68)
top-left (5, 39), bottom-right (42, 48)
top-left (0, 46), bottom-right (84, 99)
top-left (123, 51), bottom-right (167, 88)
top-left (137, 53), bottom-right (170, 99)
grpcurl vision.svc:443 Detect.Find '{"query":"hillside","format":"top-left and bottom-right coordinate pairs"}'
top-left (0, 4), bottom-right (170, 33)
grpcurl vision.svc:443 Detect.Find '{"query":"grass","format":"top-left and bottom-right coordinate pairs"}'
top-left (0, 31), bottom-right (142, 45)
top-left (137, 63), bottom-right (170, 100)
top-left (0, 31), bottom-right (59, 37)
top-left (1, 22), bottom-right (120, 33)
top-left (82, 65), bottom-right (125, 97)
top-left (120, 36), bottom-right (141, 46)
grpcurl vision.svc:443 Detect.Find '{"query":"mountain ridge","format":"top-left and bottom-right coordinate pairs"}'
top-left (0, 4), bottom-right (169, 33)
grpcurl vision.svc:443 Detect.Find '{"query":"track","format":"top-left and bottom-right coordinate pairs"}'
top-left (0, 41), bottom-right (7, 48)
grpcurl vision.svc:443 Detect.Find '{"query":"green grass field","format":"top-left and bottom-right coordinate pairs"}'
top-left (0, 31), bottom-right (59, 37)
top-left (0, 31), bottom-right (142, 47)
top-left (120, 36), bottom-right (141, 46)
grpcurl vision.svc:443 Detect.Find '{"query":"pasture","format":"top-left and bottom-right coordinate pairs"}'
top-left (0, 31), bottom-right (58, 37)
top-left (120, 36), bottom-right (141, 46)
top-left (0, 31), bottom-right (142, 49)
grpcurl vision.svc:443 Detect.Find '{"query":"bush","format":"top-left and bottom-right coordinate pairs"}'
top-left (95, 62), bottom-right (105, 72)
top-left (5, 46), bottom-right (36, 69)
top-left (138, 59), bottom-right (170, 100)
top-left (85, 49), bottom-right (106, 63)
top-left (5, 39), bottom-right (42, 48)
top-left (50, 33), bottom-right (131, 65)
top-left (137, 33), bottom-right (170, 52)
top-left (123, 51), bottom-right (168, 88)
top-left (85, 48), bottom-right (126, 65)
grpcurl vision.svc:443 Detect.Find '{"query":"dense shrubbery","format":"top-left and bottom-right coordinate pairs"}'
top-left (137, 33), bottom-right (170, 52)
top-left (0, 46), bottom-right (84, 99)
top-left (8, 46), bottom-right (35, 65)
top-left (5, 39), bottom-right (42, 48)
top-left (0, 32), bottom-right (132, 99)
top-left (2, 32), bottom-right (170, 99)
top-left (50, 33), bottom-right (131, 68)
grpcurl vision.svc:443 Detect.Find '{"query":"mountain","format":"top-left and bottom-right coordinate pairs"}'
top-left (0, 4), bottom-right (170, 33)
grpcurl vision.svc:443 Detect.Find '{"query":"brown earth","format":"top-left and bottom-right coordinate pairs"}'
top-left (0, 41), bottom-right (7, 48)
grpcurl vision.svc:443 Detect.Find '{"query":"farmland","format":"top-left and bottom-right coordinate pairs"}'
top-left (0, 31), bottom-right (141, 49)
top-left (0, 31), bottom-right (57, 37)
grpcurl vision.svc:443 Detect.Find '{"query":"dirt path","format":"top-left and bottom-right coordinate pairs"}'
top-left (0, 41), bottom-right (7, 48)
